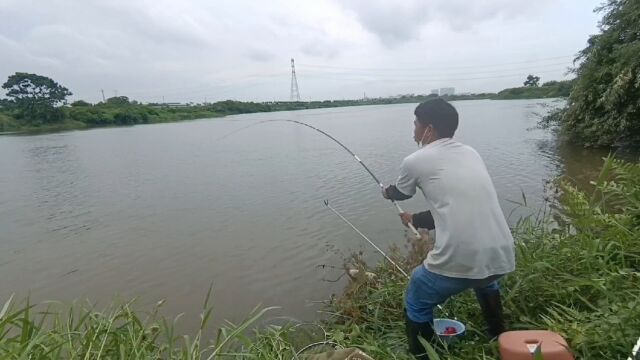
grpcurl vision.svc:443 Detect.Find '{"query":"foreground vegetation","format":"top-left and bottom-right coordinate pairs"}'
top-left (1, 157), bottom-right (638, 359)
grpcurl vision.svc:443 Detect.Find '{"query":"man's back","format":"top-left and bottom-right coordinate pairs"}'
top-left (398, 138), bottom-right (515, 279)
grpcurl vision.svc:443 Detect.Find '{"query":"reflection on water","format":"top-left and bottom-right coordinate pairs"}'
top-left (0, 99), bottom-right (627, 331)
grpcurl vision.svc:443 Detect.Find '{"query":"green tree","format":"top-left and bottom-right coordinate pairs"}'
top-left (1, 72), bottom-right (72, 124)
top-left (523, 74), bottom-right (540, 87)
top-left (105, 96), bottom-right (130, 106)
top-left (71, 100), bottom-right (92, 107)
top-left (559, 0), bottom-right (640, 147)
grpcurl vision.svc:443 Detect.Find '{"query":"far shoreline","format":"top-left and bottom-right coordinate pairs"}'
top-left (0, 96), bottom-right (565, 137)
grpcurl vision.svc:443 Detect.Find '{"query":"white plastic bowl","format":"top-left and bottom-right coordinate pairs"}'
top-left (433, 318), bottom-right (466, 343)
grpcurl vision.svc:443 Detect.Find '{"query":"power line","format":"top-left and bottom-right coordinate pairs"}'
top-left (298, 54), bottom-right (575, 72)
top-left (301, 62), bottom-right (572, 79)
top-left (301, 68), bottom-right (571, 83)
top-left (123, 70), bottom-right (287, 96)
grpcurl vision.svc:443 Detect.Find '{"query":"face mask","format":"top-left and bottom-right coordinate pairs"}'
top-left (417, 127), bottom-right (430, 148)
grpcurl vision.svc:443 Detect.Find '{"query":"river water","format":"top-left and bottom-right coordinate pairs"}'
top-left (0, 99), bottom-right (610, 330)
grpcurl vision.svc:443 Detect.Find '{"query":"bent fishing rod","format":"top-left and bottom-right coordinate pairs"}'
top-left (216, 119), bottom-right (422, 238)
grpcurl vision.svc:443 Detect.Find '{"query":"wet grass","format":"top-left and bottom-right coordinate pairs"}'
top-left (0, 289), bottom-right (275, 359)
top-left (1, 157), bottom-right (639, 359)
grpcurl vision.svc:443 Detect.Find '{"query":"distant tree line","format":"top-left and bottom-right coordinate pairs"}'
top-left (0, 71), bottom-right (575, 134)
top-left (494, 79), bottom-right (575, 100)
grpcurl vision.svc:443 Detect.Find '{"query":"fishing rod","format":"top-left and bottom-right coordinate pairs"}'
top-left (216, 119), bottom-right (422, 238)
top-left (324, 200), bottom-right (448, 315)
top-left (324, 200), bottom-right (409, 278)
top-left (629, 335), bottom-right (640, 360)
top-left (219, 120), bottom-right (451, 315)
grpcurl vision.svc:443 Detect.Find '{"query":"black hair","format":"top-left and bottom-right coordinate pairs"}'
top-left (414, 98), bottom-right (459, 138)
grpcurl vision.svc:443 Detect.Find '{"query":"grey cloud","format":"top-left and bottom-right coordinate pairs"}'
top-left (300, 39), bottom-right (340, 59)
top-left (340, 0), bottom-right (553, 46)
top-left (434, 1), bottom-right (553, 32)
top-left (246, 49), bottom-right (275, 63)
top-left (264, 12), bottom-right (348, 59)
top-left (339, 0), bottom-right (429, 46)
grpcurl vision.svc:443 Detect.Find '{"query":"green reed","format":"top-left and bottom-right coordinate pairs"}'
top-left (0, 287), bottom-right (275, 359)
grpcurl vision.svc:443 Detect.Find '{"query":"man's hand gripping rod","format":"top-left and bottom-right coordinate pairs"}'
top-left (378, 182), bottom-right (421, 238)
top-left (348, 151), bottom-right (421, 239)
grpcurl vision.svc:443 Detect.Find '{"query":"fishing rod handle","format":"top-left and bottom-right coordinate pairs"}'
top-left (379, 183), bottom-right (423, 238)
top-left (391, 200), bottom-right (422, 238)
top-left (407, 222), bottom-right (421, 239)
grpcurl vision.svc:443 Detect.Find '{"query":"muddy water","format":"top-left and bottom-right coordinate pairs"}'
top-left (0, 99), bottom-right (610, 330)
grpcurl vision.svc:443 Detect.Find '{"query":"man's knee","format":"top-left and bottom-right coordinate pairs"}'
top-left (405, 296), bottom-right (436, 324)
top-left (405, 266), bottom-right (452, 324)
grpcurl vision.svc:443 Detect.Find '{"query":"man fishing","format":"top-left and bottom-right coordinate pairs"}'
top-left (382, 98), bottom-right (515, 359)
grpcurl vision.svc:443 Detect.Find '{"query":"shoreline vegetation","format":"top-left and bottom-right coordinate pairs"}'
top-left (0, 80), bottom-right (572, 135)
top-left (2, 157), bottom-right (638, 359)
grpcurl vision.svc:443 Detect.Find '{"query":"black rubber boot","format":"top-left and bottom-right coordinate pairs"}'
top-left (405, 311), bottom-right (435, 360)
top-left (475, 289), bottom-right (506, 339)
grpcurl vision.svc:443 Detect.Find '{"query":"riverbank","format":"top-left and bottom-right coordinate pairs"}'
top-left (0, 80), bottom-right (572, 135)
top-left (0, 104), bottom-right (225, 134)
top-left (2, 157), bottom-right (638, 359)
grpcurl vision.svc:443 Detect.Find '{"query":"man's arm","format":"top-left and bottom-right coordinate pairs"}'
top-left (412, 211), bottom-right (435, 230)
top-left (383, 157), bottom-right (417, 201)
top-left (384, 185), bottom-right (412, 201)
top-left (399, 211), bottom-right (435, 230)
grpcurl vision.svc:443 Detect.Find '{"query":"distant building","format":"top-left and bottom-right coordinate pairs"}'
top-left (439, 87), bottom-right (455, 96)
top-left (430, 89), bottom-right (439, 95)
top-left (150, 102), bottom-right (189, 108)
top-left (165, 102), bottom-right (189, 108)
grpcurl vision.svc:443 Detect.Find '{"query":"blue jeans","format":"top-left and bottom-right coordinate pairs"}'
top-left (405, 264), bottom-right (502, 323)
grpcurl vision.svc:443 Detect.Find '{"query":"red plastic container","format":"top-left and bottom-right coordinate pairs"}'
top-left (499, 330), bottom-right (574, 360)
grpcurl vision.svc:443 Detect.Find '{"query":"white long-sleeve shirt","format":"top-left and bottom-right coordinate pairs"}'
top-left (395, 138), bottom-right (515, 279)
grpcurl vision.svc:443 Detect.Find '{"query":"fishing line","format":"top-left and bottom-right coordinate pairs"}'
top-left (324, 200), bottom-right (409, 278)
top-left (214, 119), bottom-right (422, 238)
top-left (323, 199), bottom-right (448, 315)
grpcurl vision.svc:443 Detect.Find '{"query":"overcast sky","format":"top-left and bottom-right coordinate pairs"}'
top-left (0, 0), bottom-right (603, 103)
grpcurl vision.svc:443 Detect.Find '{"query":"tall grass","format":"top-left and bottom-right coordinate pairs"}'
top-left (2, 157), bottom-right (639, 359)
top-left (0, 288), bottom-right (275, 359)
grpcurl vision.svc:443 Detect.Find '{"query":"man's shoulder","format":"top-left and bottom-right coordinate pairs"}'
top-left (458, 143), bottom-right (484, 162)
top-left (405, 140), bottom-right (455, 160)
top-left (441, 140), bottom-right (483, 160)
top-left (403, 140), bottom-right (482, 165)
top-left (403, 147), bottom-right (434, 165)
top-left (457, 141), bottom-right (479, 153)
